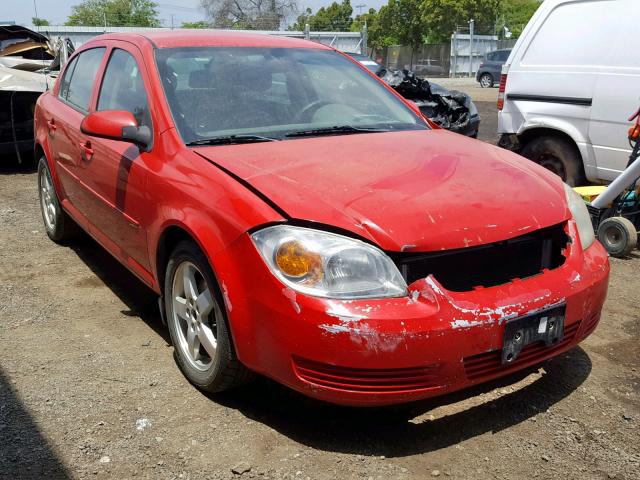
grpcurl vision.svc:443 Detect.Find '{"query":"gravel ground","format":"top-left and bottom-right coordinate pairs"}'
top-left (0, 101), bottom-right (638, 479)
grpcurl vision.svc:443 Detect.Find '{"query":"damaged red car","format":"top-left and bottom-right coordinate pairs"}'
top-left (35, 31), bottom-right (609, 406)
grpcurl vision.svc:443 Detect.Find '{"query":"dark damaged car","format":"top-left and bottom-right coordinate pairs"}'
top-left (349, 53), bottom-right (480, 137)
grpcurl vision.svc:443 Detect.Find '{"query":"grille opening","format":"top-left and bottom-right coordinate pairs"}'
top-left (394, 223), bottom-right (569, 292)
top-left (293, 356), bottom-right (442, 393)
top-left (462, 320), bottom-right (581, 380)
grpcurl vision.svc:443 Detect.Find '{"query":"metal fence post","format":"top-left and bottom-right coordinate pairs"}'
top-left (452, 30), bottom-right (457, 77)
top-left (361, 22), bottom-right (368, 55)
top-left (469, 19), bottom-right (474, 78)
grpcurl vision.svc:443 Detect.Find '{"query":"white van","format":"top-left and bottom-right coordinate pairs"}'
top-left (498, 0), bottom-right (640, 186)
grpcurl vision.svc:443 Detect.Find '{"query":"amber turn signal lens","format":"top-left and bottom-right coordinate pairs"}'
top-left (275, 240), bottom-right (322, 279)
top-left (628, 124), bottom-right (640, 141)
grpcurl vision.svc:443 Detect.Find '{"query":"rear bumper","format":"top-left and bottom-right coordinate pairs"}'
top-left (221, 221), bottom-right (609, 406)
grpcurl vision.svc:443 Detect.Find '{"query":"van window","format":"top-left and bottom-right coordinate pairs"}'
top-left (521, 0), bottom-right (625, 67)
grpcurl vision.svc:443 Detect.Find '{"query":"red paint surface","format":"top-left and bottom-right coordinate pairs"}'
top-left (80, 110), bottom-right (137, 140)
top-left (35, 32), bottom-right (610, 406)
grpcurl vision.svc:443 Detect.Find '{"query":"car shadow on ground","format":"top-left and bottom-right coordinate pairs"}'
top-left (207, 347), bottom-right (591, 457)
top-left (67, 236), bottom-right (170, 345)
top-left (63, 221), bottom-right (593, 458)
top-left (0, 368), bottom-right (70, 479)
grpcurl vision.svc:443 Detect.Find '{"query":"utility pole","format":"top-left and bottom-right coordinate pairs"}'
top-left (103, 10), bottom-right (107, 28)
top-left (171, 14), bottom-right (174, 30)
top-left (32, 0), bottom-right (39, 26)
top-left (355, 3), bottom-right (366, 16)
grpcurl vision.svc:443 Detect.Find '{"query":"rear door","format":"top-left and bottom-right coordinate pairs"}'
top-left (50, 47), bottom-right (106, 210)
top-left (76, 42), bottom-right (154, 273)
top-left (587, 0), bottom-right (640, 181)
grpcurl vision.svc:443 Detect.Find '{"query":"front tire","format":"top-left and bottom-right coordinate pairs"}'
top-left (164, 241), bottom-right (252, 392)
top-left (38, 156), bottom-right (79, 243)
top-left (479, 73), bottom-right (494, 88)
top-left (597, 216), bottom-right (637, 258)
top-left (520, 136), bottom-right (586, 186)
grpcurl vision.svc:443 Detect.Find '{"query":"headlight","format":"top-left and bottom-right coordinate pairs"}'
top-left (251, 225), bottom-right (407, 299)
top-left (564, 183), bottom-right (595, 250)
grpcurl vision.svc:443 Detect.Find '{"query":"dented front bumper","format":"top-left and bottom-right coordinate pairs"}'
top-left (222, 220), bottom-right (609, 406)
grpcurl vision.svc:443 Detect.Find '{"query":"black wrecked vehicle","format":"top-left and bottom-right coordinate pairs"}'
top-left (349, 53), bottom-right (480, 138)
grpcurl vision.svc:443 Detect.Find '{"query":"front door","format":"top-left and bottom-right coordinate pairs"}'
top-left (77, 44), bottom-right (153, 273)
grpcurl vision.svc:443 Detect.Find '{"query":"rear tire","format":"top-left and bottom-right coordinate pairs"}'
top-left (520, 136), bottom-right (586, 186)
top-left (597, 216), bottom-right (637, 258)
top-left (479, 73), bottom-right (494, 88)
top-left (37, 156), bottom-right (80, 243)
top-left (164, 240), bottom-right (253, 393)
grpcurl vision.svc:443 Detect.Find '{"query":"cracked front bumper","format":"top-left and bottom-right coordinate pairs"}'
top-left (221, 221), bottom-right (609, 406)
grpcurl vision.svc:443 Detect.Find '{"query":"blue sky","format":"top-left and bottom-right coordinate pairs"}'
top-left (10, 0), bottom-right (387, 27)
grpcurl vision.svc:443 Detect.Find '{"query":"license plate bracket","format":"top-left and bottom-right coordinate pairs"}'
top-left (502, 304), bottom-right (566, 364)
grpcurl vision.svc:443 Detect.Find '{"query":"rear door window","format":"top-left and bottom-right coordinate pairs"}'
top-left (97, 48), bottom-right (151, 128)
top-left (63, 48), bottom-right (105, 112)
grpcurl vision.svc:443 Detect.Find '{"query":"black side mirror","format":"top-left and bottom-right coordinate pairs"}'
top-left (122, 125), bottom-right (152, 151)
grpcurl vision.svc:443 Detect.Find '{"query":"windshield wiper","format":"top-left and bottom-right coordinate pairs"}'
top-left (285, 125), bottom-right (388, 138)
top-left (187, 134), bottom-right (278, 146)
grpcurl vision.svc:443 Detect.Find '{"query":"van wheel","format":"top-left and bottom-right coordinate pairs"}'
top-left (597, 217), bottom-right (637, 258)
top-left (520, 136), bottom-right (586, 186)
top-left (479, 73), bottom-right (493, 88)
top-left (37, 156), bottom-right (80, 243)
top-left (164, 241), bottom-right (253, 393)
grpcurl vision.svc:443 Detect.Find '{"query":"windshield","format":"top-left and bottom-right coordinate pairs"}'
top-left (155, 47), bottom-right (427, 144)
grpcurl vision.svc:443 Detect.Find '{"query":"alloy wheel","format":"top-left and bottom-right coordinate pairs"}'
top-left (40, 168), bottom-right (57, 231)
top-left (480, 74), bottom-right (493, 88)
top-left (171, 261), bottom-right (218, 371)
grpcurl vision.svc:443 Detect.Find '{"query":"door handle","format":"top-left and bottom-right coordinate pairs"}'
top-left (47, 118), bottom-right (57, 136)
top-left (79, 140), bottom-right (94, 162)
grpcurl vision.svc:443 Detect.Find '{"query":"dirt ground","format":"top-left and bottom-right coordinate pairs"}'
top-left (0, 102), bottom-right (639, 480)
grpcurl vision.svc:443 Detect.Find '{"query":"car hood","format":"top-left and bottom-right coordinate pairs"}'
top-left (193, 130), bottom-right (570, 252)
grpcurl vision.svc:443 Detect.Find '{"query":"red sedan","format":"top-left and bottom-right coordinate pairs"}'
top-left (34, 31), bottom-right (609, 406)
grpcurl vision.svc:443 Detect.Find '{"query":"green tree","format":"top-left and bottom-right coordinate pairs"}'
top-left (181, 20), bottom-right (211, 28)
top-left (393, 0), bottom-right (427, 48)
top-left (350, 7), bottom-right (376, 33)
top-left (289, 7), bottom-right (313, 31)
top-left (421, 0), bottom-right (500, 43)
top-left (364, 0), bottom-right (426, 50)
top-left (65, 0), bottom-right (161, 27)
top-left (290, 0), bottom-right (353, 31)
top-left (32, 17), bottom-right (50, 26)
top-left (498, 0), bottom-right (541, 38)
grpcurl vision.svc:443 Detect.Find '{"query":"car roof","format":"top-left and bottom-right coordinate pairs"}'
top-left (91, 30), bottom-right (331, 50)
